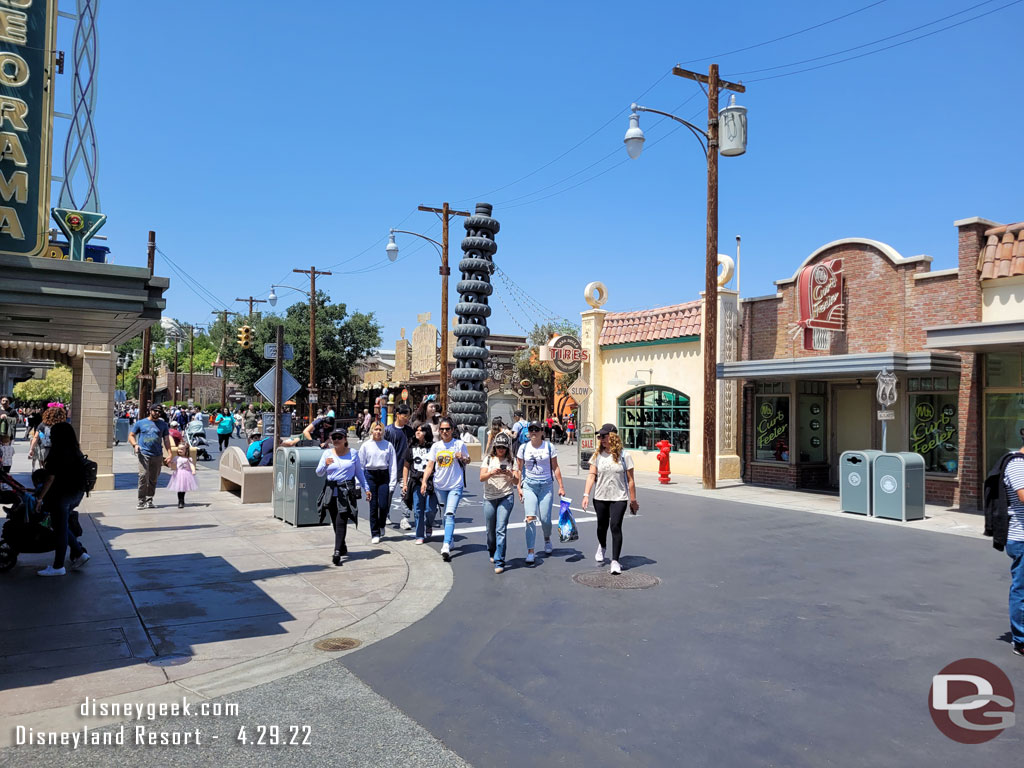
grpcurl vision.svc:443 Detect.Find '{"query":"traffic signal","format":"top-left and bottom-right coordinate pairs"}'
top-left (237, 325), bottom-right (252, 349)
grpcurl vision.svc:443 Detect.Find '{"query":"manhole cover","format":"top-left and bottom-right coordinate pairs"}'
top-left (314, 637), bottom-right (361, 652)
top-left (147, 654), bottom-right (192, 667)
top-left (572, 571), bottom-right (660, 590)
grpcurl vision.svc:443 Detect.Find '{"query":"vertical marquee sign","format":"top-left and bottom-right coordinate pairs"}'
top-left (795, 259), bottom-right (845, 351)
top-left (0, 0), bottom-right (57, 257)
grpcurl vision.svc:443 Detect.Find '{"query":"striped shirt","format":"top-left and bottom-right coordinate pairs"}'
top-left (1004, 455), bottom-right (1024, 542)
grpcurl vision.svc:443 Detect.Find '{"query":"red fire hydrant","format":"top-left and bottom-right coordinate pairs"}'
top-left (656, 439), bottom-right (671, 484)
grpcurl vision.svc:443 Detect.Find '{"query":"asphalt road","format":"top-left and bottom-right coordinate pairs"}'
top-left (6, 445), bottom-right (1023, 767)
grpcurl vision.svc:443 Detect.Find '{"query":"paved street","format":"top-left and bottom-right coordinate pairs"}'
top-left (3, 443), bottom-right (1021, 766)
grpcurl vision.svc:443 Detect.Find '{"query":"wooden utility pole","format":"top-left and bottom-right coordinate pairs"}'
top-left (212, 309), bottom-right (239, 408)
top-left (138, 231), bottom-right (156, 411)
top-left (418, 203), bottom-right (470, 415)
top-left (236, 296), bottom-right (267, 321)
top-left (671, 63), bottom-right (745, 491)
top-left (187, 324), bottom-right (194, 404)
top-left (292, 266), bottom-right (332, 424)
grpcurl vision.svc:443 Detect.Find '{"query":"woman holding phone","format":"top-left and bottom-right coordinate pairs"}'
top-left (581, 424), bottom-right (638, 575)
top-left (479, 433), bottom-right (517, 574)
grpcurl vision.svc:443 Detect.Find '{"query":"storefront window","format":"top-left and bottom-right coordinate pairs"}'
top-left (617, 386), bottom-right (690, 452)
top-left (797, 381), bottom-right (826, 463)
top-left (908, 377), bottom-right (959, 474)
top-left (986, 352), bottom-right (1023, 388)
top-left (986, 393), bottom-right (1024, 469)
top-left (755, 382), bottom-right (790, 462)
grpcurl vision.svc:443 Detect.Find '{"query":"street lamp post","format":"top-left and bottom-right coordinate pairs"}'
top-left (624, 63), bottom-right (747, 491)
top-left (387, 203), bottom-right (470, 415)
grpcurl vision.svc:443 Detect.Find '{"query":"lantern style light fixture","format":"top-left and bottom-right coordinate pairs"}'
top-left (267, 287), bottom-right (278, 307)
top-left (386, 231), bottom-right (399, 262)
top-left (624, 110), bottom-right (645, 159)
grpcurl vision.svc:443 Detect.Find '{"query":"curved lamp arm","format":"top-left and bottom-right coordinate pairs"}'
top-left (631, 102), bottom-right (708, 157)
top-left (388, 228), bottom-right (443, 261)
top-left (268, 283), bottom-right (310, 307)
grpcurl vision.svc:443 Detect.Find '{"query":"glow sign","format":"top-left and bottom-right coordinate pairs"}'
top-left (795, 259), bottom-right (844, 351)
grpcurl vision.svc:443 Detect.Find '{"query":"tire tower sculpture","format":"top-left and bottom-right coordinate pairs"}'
top-left (448, 203), bottom-right (499, 429)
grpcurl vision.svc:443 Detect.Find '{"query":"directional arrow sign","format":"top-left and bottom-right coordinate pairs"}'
top-left (567, 382), bottom-right (592, 402)
top-left (254, 366), bottom-right (301, 406)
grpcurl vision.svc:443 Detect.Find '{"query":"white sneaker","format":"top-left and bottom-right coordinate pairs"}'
top-left (595, 545), bottom-right (605, 563)
top-left (544, 539), bottom-right (553, 555)
top-left (70, 552), bottom-right (91, 570)
top-left (38, 566), bottom-right (66, 577)
top-left (400, 518), bottom-right (412, 530)
top-left (441, 543), bottom-right (451, 562)
top-left (525, 552), bottom-right (535, 564)
top-left (610, 560), bottom-right (622, 575)
top-left (371, 536), bottom-right (380, 544)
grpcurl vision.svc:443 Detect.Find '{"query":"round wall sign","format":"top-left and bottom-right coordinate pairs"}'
top-left (547, 335), bottom-right (588, 375)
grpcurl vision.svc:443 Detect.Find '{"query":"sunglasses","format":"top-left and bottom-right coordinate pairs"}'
top-left (439, 426), bottom-right (453, 432)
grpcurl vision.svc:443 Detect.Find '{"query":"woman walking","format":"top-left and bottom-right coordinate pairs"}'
top-left (411, 398), bottom-right (441, 430)
top-left (357, 421), bottom-right (398, 544)
top-left (214, 407), bottom-right (234, 451)
top-left (483, 416), bottom-right (512, 456)
top-left (168, 442), bottom-right (198, 508)
top-left (480, 433), bottom-right (517, 574)
top-left (421, 416), bottom-right (469, 562)
top-left (316, 431), bottom-right (370, 565)
top-left (581, 424), bottom-right (639, 575)
top-left (516, 420), bottom-right (565, 563)
top-left (35, 422), bottom-right (90, 576)
top-left (402, 423), bottom-right (437, 543)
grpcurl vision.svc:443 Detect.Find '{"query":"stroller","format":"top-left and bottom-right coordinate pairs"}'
top-left (185, 420), bottom-right (213, 461)
top-left (0, 471), bottom-right (60, 572)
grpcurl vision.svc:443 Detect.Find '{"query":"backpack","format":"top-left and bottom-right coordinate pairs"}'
top-left (515, 420), bottom-right (530, 446)
top-left (81, 454), bottom-right (98, 496)
top-left (246, 441), bottom-right (263, 466)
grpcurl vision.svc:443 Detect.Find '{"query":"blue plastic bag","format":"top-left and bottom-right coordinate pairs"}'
top-left (557, 497), bottom-right (578, 542)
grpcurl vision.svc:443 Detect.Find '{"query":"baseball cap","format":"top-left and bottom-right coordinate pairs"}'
top-left (492, 433), bottom-right (512, 449)
top-left (527, 420), bottom-right (544, 432)
top-left (597, 423), bottom-right (618, 437)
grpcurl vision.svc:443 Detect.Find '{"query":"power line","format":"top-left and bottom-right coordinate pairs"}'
top-left (155, 248), bottom-right (231, 312)
top-left (680, 0), bottom-right (889, 64)
top-left (742, 0), bottom-right (1023, 83)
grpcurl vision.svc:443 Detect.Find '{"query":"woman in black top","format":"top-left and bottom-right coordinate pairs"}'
top-left (36, 422), bottom-right (90, 576)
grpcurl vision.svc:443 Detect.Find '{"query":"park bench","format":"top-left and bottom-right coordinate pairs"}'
top-left (218, 446), bottom-right (272, 504)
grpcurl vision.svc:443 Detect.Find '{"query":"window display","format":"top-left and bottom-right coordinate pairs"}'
top-left (617, 386), bottom-right (690, 452)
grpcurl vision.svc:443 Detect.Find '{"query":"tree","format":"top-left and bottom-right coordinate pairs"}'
top-left (13, 365), bottom-right (73, 405)
top-left (514, 320), bottom-right (581, 411)
top-left (221, 291), bottom-right (381, 405)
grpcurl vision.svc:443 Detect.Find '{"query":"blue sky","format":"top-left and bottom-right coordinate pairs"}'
top-left (60, 0), bottom-right (1024, 346)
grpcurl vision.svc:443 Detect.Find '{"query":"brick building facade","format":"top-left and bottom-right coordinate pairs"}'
top-left (723, 217), bottom-right (1021, 511)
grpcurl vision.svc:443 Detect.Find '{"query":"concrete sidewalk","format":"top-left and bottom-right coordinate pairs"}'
top-left (552, 440), bottom-right (986, 539)
top-left (0, 444), bottom-right (452, 747)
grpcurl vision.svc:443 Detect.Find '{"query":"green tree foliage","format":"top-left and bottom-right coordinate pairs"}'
top-left (220, 291), bottom-right (381, 402)
top-left (514, 320), bottom-right (581, 409)
top-left (115, 322), bottom-right (221, 398)
top-left (13, 365), bottom-right (73, 405)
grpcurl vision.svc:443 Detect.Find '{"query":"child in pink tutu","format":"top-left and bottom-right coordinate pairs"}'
top-left (168, 442), bottom-right (198, 508)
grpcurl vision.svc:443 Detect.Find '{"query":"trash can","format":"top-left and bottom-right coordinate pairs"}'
top-left (872, 452), bottom-right (926, 521)
top-left (272, 447), bottom-right (289, 520)
top-left (114, 418), bottom-right (130, 445)
top-left (839, 450), bottom-right (883, 515)
top-left (280, 447), bottom-right (327, 527)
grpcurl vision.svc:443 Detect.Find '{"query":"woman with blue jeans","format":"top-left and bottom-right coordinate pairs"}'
top-left (420, 417), bottom-right (469, 562)
top-left (403, 424), bottom-right (437, 543)
top-left (35, 422), bottom-right (90, 576)
top-left (480, 433), bottom-right (517, 574)
top-left (516, 421), bottom-right (566, 564)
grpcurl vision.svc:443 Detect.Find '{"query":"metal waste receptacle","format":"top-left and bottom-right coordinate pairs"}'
top-left (273, 447), bottom-right (289, 520)
top-left (114, 418), bottom-right (130, 445)
top-left (872, 452), bottom-right (926, 521)
top-left (280, 447), bottom-right (327, 527)
top-left (839, 450), bottom-right (883, 515)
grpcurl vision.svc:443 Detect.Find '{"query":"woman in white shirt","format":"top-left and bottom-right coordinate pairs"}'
top-left (516, 421), bottom-right (565, 563)
top-left (479, 433), bottom-right (517, 574)
top-left (581, 424), bottom-right (639, 575)
top-left (357, 422), bottom-right (398, 545)
top-left (420, 417), bottom-right (470, 562)
top-left (316, 431), bottom-right (370, 565)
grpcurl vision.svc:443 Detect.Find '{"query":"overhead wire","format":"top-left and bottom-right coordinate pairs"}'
top-left (155, 248), bottom-right (231, 312)
top-left (680, 0), bottom-right (890, 64)
top-left (738, 0), bottom-right (1023, 82)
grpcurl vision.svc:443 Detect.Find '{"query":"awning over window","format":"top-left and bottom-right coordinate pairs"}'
top-left (0, 254), bottom-right (167, 346)
top-left (924, 320), bottom-right (1024, 353)
top-left (718, 351), bottom-right (962, 380)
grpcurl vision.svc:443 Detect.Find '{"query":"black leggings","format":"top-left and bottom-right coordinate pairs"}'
top-left (218, 433), bottom-right (230, 450)
top-left (594, 500), bottom-right (627, 561)
top-left (328, 494), bottom-right (355, 554)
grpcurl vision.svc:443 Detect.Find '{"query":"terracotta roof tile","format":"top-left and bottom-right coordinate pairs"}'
top-left (979, 222), bottom-right (1024, 280)
top-left (598, 300), bottom-right (702, 346)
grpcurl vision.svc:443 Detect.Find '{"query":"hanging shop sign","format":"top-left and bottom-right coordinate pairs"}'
top-left (539, 335), bottom-right (590, 375)
top-left (0, 0), bottom-right (57, 257)
top-left (792, 259), bottom-right (844, 351)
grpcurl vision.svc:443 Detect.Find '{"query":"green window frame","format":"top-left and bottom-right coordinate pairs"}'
top-left (617, 386), bottom-right (690, 453)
